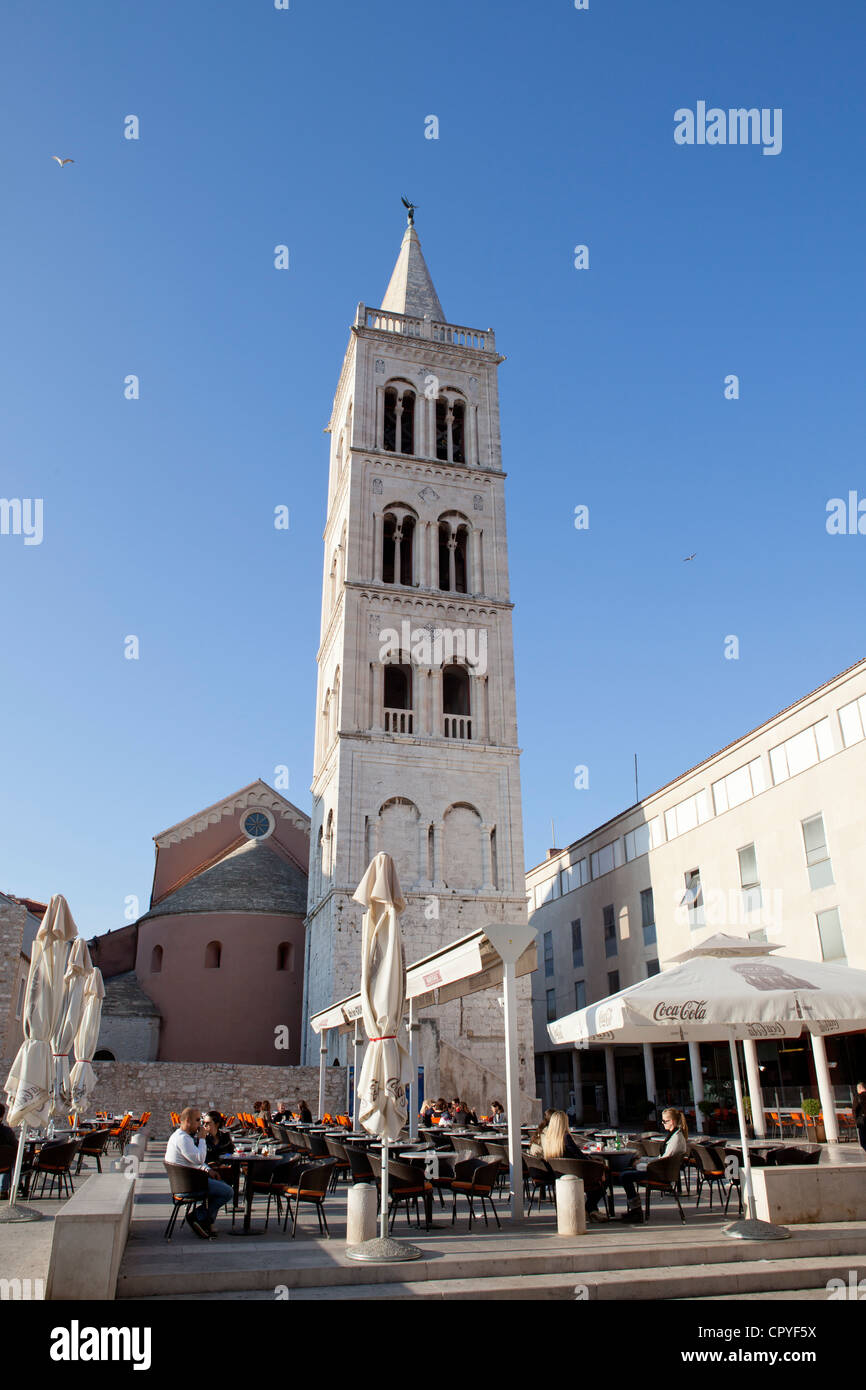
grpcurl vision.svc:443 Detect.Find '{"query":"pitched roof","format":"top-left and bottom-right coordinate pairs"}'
top-left (140, 837), bottom-right (308, 920)
top-left (154, 779), bottom-right (309, 843)
top-left (380, 222), bottom-right (445, 320)
top-left (102, 971), bottom-right (161, 1018)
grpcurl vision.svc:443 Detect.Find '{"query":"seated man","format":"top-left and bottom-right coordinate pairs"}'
top-left (165, 1107), bottom-right (233, 1239)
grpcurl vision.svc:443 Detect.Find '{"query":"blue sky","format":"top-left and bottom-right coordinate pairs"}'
top-left (1, 0), bottom-right (864, 934)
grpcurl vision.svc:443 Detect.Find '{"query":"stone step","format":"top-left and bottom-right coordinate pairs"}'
top-left (126, 1253), bottom-right (866, 1301)
top-left (117, 1228), bottom-right (866, 1299)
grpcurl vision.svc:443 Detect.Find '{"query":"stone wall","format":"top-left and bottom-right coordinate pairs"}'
top-left (0, 898), bottom-right (27, 1058)
top-left (0, 1060), bottom-right (349, 1138)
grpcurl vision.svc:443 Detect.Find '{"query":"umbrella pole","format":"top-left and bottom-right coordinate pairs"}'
top-left (0, 1124), bottom-right (43, 1224)
top-left (352, 1023), bottom-right (361, 1131)
top-left (408, 999), bottom-right (418, 1142)
top-left (318, 1029), bottom-right (327, 1121)
top-left (380, 1138), bottom-right (388, 1241)
top-left (725, 1037), bottom-right (790, 1242)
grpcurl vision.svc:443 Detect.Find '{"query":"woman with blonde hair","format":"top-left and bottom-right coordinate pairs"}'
top-left (540, 1110), bottom-right (581, 1160)
top-left (586, 1106), bottom-right (688, 1224)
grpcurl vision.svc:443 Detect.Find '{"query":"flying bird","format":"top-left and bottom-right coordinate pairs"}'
top-left (683, 553), bottom-right (697, 562)
top-left (52, 156), bottom-right (74, 166)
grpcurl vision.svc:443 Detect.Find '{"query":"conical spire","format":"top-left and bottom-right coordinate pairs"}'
top-left (380, 216), bottom-right (445, 321)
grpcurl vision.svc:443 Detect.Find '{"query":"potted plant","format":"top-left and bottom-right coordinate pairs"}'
top-left (802, 1097), bottom-right (825, 1143)
top-left (698, 1099), bottom-right (717, 1135)
top-left (742, 1094), bottom-right (754, 1139)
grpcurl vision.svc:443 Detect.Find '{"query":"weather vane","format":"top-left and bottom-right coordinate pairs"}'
top-left (401, 195), bottom-right (417, 226)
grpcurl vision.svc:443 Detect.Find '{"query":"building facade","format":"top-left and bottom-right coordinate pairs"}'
top-left (302, 216), bottom-right (535, 1109)
top-left (528, 658), bottom-right (866, 1123)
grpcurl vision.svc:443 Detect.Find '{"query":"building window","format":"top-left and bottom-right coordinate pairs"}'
top-left (575, 979), bottom-right (586, 1010)
top-left (94, 1049), bottom-right (115, 1061)
top-left (683, 869), bottom-right (705, 930)
top-left (802, 814), bottom-right (834, 891)
top-left (838, 694), bottom-right (866, 748)
top-left (624, 824), bottom-right (650, 861)
top-left (437, 520), bottom-right (469, 593)
top-left (603, 904), bottom-right (617, 957)
top-left (151, 945), bottom-right (163, 974)
top-left (607, 970), bottom-right (620, 994)
top-left (277, 942), bottom-right (293, 971)
top-left (383, 385), bottom-right (416, 455)
top-left (382, 511), bottom-right (415, 586)
top-left (543, 930), bottom-right (554, 978)
top-left (205, 941), bottom-right (222, 969)
top-left (646, 959), bottom-right (660, 977)
top-left (816, 907), bottom-right (846, 962)
top-left (435, 394), bottom-right (466, 464)
top-left (442, 664), bottom-right (471, 740)
top-left (640, 888), bottom-right (656, 946)
top-left (15, 976), bottom-right (25, 1019)
top-left (535, 874), bottom-right (560, 909)
top-left (770, 717), bottom-right (834, 785)
top-left (712, 758), bottom-right (766, 815)
top-left (546, 988), bottom-right (557, 1022)
top-left (384, 663), bottom-right (413, 734)
top-left (560, 858), bottom-right (588, 895)
top-left (571, 919), bottom-right (583, 968)
top-left (591, 842), bottom-right (616, 879)
top-left (737, 843), bottom-right (762, 912)
top-left (664, 790), bottom-right (712, 840)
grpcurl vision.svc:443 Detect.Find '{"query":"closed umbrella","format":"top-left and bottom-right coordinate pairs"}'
top-left (51, 937), bottom-right (92, 1116)
top-left (69, 967), bottom-right (105, 1112)
top-left (346, 853), bottom-right (420, 1263)
top-left (547, 933), bottom-right (866, 1240)
top-left (2, 895), bottom-right (79, 1222)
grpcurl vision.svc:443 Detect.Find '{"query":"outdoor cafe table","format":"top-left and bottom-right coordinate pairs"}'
top-left (221, 1153), bottom-right (289, 1236)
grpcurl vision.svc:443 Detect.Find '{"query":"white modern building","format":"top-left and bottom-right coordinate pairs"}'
top-left (528, 658), bottom-right (866, 1126)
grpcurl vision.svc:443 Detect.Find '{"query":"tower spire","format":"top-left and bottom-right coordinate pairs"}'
top-left (380, 209), bottom-right (445, 321)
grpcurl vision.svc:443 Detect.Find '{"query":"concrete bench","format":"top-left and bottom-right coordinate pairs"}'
top-left (752, 1163), bottom-right (866, 1225)
top-left (45, 1173), bottom-right (136, 1300)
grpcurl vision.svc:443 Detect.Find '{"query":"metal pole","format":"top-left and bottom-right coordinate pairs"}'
top-left (502, 958), bottom-right (524, 1220)
top-left (318, 1029), bottom-right (328, 1121)
top-left (729, 1038), bottom-right (755, 1220)
top-left (380, 1139), bottom-right (388, 1240)
top-left (352, 1022), bottom-right (361, 1131)
top-left (408, 999), bottom-right (418, 1141)
top-left (8, 1125), bottom-right (28, 1209)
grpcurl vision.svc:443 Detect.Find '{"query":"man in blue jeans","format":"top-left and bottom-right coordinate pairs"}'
top-left (165, 1106), bottom-right (233, 1238)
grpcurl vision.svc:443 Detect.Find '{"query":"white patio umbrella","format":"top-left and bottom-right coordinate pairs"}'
top-left (547, 933), bottom-right (866, 1240)
top-left (51, 937), bottom-right (93, 1117)
top-left (69, 966), bottom-right (105, 1113)
top-left (345, 852), bottom-right (420, 1263)
top-left (2, 895), bottom-right (79, 1222)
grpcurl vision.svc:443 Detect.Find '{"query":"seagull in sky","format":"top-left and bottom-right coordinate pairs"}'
top-left (52, 156), bottom-right (74, 166)
top-left (683, 552), bottom-right (697, 562)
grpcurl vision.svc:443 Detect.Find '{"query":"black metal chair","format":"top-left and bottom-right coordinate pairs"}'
top-left (524, 1153), bottom-right (556, 1214)
top-left (385, 1158), bottom-right (433, 1232)
top-left (163, 1162), bottom-right (210, 1239)
top-left (278, 1159), bottom-right (335, 1238)
top-left (548, 1156), bottom-right (612, 1218)
top-left (345, 1144), bottom-right (376, 1185)
top-left (450, 1159), bottom-right (501, 1230)
top-left (75, 1128), bottom-right (112, 1175)
top-left (691, 1144), bottom-right (727, 1210)
top-left (307, 1131), bottom-right (329, 1157)
top-left (767, 1146), bottom-right (821, 1166)
top-left (631, 1153), bottom-right (687, 1223)
top-left (324, 1137), bottom-right (351, 1190)
top-left (30, 1140), bottom-right (81, 1199)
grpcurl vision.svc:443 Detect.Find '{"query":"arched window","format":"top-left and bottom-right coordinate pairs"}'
top-left (94, 1049), bottom-right (115, 1061)
top-left (331, 668), bottom-right (341, 746)
top-left (443, 664), bottom-right (471, 739)
top-left (205, 941), bottom-right (222, 969)
top-left (277, 942), bottom-right (293, 971)
top-left (384, 662), bottom-right (413, 733)
top-left (324, 811), bottom-right (334, 877)
top-left (383, 383), bottom-right (415, 455)
top-left (150, 945), bottom-right (163, 974)
top-left (382, 510), bottom-right (415, 586)
top-left (435, 393), bottom-right (467, 464)
top-left (437, 516), bottom-right (469, 593)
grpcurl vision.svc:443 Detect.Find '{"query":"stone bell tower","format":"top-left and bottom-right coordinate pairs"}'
top-left (302, 212), bottom-right (534, 1109)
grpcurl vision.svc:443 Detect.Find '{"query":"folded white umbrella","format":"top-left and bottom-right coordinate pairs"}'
top-left (70, 967), bottom-right (105, 1109)
top-left (51, 937), bottom-right (93, 1115)
top-left (547, 933), bottom-right (866, 1240)
top-left (5, 895), bottom-right (79, 1128)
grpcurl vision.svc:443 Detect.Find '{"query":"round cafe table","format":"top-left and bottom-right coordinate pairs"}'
top-left (221, 1154), bottom-right (291, 1236)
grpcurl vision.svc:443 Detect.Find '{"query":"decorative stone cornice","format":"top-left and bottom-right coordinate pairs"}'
top-left (357, 450), bottom-right (504, 484)
top-left (353, 587), bottom-right (512, 618)
top-left (155, 782), bottom-right (310, 848)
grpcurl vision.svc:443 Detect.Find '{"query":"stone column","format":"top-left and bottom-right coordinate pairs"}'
top-left (373, 512), bottom-right (383, 582)
top-left (480, 823), bottom-right (494, 891)
top-left (431, 821), bottom-right (445, 889)
top-left (373, 663), bottom-right (385, 731)
top-left (448, 534), bottom-right (457, 593)
top-left (474, 675), bottom-right (488, 743)
top-left (604, 1046), bottom-right (619, 1127)
top-left (469, 404), bottom-right (479, 466)
top-left (417, 521), bottom-right (427, 590)
top-left (375, 386), bottom-right (384, 448)
top-left (810, 1033), bottom-right (839, 1144)
top-left (471, 528), bottom-right (482, 595)
top-left (430, 524), bottom-right (440, 589)
top-left (393, 527), bottom-right (402, 588)
top-left (689, 1042), bottom-right (704, 1133)
top-left (642, 1044), bottom-right (656, 1114)
top-left (572, 1049), bottom-right (584, 1122)
top-left (742, 1039), bottom-right (766, 1139)
top-left (429, 665), bottom-right (441, 738)
top-left (395, 398), bottom-right (404, 455)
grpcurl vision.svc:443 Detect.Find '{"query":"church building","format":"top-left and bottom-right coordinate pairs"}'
top-left (302, 214), bottom-right (535, 1109)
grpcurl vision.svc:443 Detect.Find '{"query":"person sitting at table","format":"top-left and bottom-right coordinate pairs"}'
top-left (165, 1107), bottom-right (233, 1239)
top-left (541, 1110), bottom-right (581, 1160)
top-left (585, 1107), bottom-right (688, 1224)
top-left (528, 1109), bottom-right (554, 1156)
top-left (853, 1082), bottom-right (866, 1154)
top-left (203, 1111), bottom-right (234, 1177)
top-left (450, 1097), bottom-right (474, 1127)
top-left (0, 1102), bottom-right (17, 1195)
top-left (273, 1100), bottom-right (292, 1123)
top-left (490, 1101), bottom-right (506, 1125)
top-left (296, 1099), bottom-right (313, 1124)
top-left (436, 1099), bottom-right (454, 1127)
top-left (419, 1100), bottom-right (436, 1125)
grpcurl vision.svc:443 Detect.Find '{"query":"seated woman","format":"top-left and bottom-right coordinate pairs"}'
top-left (585, 1107), bottom-right (688, 1224)
top-left (490, 1101), bottom-right (506, 1125)
top-left (528, 1109), bottom-right (554, 1156)
top-left (419, 1100), bottom-right (436, 1125)
top-left (540, 1110), bottom-right (582, 1161)
top-left (202, 1111), bottom-right (235, 1188)
top-left (296, 1099), bottom-right (313, 1124)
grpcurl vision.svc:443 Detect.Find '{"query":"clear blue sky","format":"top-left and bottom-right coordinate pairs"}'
top-left (2, 0), bottom-right (864, 934)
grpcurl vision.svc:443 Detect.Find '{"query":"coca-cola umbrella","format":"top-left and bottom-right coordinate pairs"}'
top-left (547, 933), bottom-right (866, 1240)
top-left (50, 937), bottom-right (93, 1116)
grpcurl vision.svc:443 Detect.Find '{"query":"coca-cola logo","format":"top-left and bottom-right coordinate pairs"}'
top-left (745, 1022), bottom-right (785, 1038)
top-left (652, 999), bottom-right (707, 1022)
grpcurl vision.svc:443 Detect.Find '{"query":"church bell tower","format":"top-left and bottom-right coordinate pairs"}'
top-left (302, 212), bottom-right (534, 1108)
